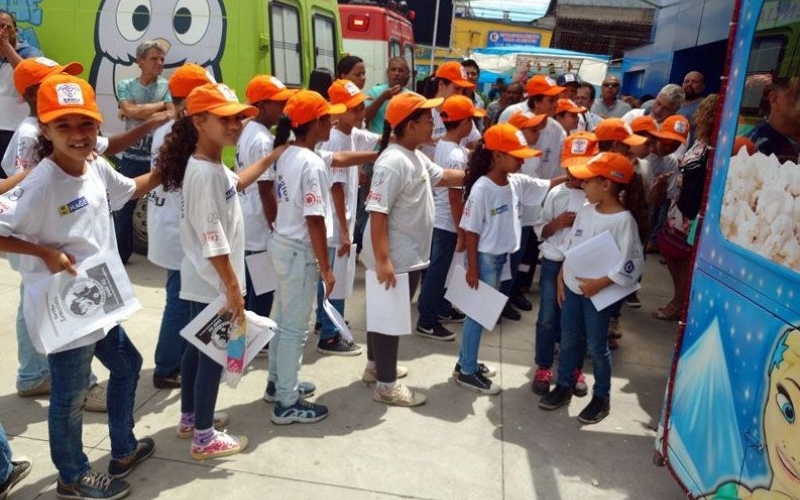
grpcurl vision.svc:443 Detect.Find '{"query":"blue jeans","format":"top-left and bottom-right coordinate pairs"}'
top-left (49, 326), bottom-right (141, 484)
top-left (244, 250), bottom-right (275, 318)
top-left (535, 258), bottom-right (562, 369)
top-left (315, 247), bottom-right (344, 341)
top-left (556, 288), bottom-right (615, 399)
top-left (180, 301), bottom-right (224, 431)
top-left (154, 269), bottom-right (189, 378)
top-left (0, 422), bottom-right (11, 483)
top-left (458, 252), bottom-right (506, 375)
top-left (500, 226), bottom-right (532, 296)
top-left (114, 158), bottom-right (150, 264)
top-left (417, 228), bottom-right (457, 328)
top-left (16, 285), bottom-right (49, 392)
top-left (268, 234), bottom-right (319, 406)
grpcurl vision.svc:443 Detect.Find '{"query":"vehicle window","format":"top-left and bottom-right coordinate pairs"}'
top-left (271, 2), bottom-right (302, 86)
top-left (313, 14), bottom-right (337, 74)
top-left (390, 39), bottom-right (401, 58)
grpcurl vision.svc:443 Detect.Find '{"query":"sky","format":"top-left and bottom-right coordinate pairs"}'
top-left (468, 0), bottom-right (551, 22)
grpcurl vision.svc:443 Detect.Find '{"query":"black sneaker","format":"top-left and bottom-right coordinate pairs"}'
top-left (452, 362), bottom-right (497, 378)
top-left (455, 371), bottom-right (501, 395)
top-left (152, 370), bottom-right (181, 389)
top-left (415, 323), bottom-right (456, 341)
top-left (108, 438), bottom-right (155, 478)
top-left (271, 399), bottom-right (329, 425)
top-left (501, 304), bottom-right (521, 321)
top-left (56, 470), bottom-right (131, 500)
top-left (538, 385), bottom-right (573, 410)
top-left (577, 395), bottom-right (610, 424)
top-left (509, 294), bottom-right (532, 311)
top-left (0, 460), bottom-right (32, 499)
top-left (317, 334), bottom-right (363, 356)
top-left (438, 309), bottom-right (466, 323)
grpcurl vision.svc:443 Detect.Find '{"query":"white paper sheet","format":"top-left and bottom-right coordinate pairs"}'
top-left (322, 283), bottom-right (354, 341)
top-left (563, 230), bottom-right (640, 311)
top-left (501, 257), bottom-right (511, 282)
top-left (365, 270), bottom-right (411, 335)
top-left (245, 250), bottom-right (278, 295)
top-left (23, 251), bottom-right (142, 354)
top-left (329, 245), bottom-right (357, 300)
top-left (445, 250), bottom-right (467, 287)
top-left (179, 295), bottom-right (276, 369)
top-left (445, 265), bottom-right (508, 331)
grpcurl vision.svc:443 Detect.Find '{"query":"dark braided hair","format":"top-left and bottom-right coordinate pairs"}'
top-left (155, 115), bottom-right (197, 191)
top-left (463, 140), bottom-right (493, 201)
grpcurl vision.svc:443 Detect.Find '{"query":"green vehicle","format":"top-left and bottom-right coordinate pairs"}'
top-left (11, 0), bottom-right (342, 253)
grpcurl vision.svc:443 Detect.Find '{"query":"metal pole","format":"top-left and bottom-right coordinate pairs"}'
top-left (430, 0), bottom-right (441, 76)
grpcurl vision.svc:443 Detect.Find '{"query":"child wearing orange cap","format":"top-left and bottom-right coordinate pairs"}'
top-left (148, 63), bottom-right (215, 391)
top-left (266, 89), bottom-right (344, 423)
top-left (157, 82), bottom-right (285, 457)
top-left (457, 123), bottom-right (557, 394)
top-left (313, 80), bottom-right (379, 355)
top-left (361, 91), bottom-right (467, 405)
top-left (553, 98), bottom-right (586, 134)
top-left (538, 152), bottom-right (644, 425)
top-left (530, 132), bottom-right (596, 397)
top-left (0, 74), bottom-right (163, 498)
top-left (416, 94), bottom-right (485, 342)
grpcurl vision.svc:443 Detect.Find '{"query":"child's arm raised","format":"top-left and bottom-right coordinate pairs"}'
top-left (0, 236), bottom-right (77, 275)
top-left (236, 144), bottom-right (289, 192)
top-left (208, 254), bottom-right (245, 326)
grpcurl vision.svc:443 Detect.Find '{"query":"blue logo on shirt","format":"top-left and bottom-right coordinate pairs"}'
top-left (624, 260), bottom-right (635, 273)
top-left (225, 185), bottom-right (236, 200)
top-left (58, 196), bottom-right (88, 216)
top-left (490, 204), bottom-right (508, 216)
top-left (575, 229), bottom-right (583, 237)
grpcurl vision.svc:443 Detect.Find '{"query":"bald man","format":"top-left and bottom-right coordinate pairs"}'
top-left (678, 71), bottom-right (705, 124)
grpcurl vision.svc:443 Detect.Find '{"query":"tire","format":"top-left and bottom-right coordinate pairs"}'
top-left (132, 197), bottom-right (148, 256)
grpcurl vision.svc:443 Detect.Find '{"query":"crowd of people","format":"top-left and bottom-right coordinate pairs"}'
top-left (0, 14), bottom-right (742, 499)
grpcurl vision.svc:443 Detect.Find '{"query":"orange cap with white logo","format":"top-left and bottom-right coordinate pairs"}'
top-left (37, 74), bottom-right (102, 124)
top-left (169, 64), bottom-right (216, 99)
top-left (328, 79), bottom-right (366, 109)
top-left (555, 98), bottom-right (586, 115)
top-left (440, 95), bottom-right (486, 122)
top-left (525, 74), bottom-right (565, 97)
top-left (483, 123), bottom-right (541, 158)
top-left (508, 110), bottom-right (546, 130)
top-left (567, 152), bottom-right (634, 184)
top-left (561, 131), bottom-right (599, 167)
top-left (385, 92), bottom-right (443, 128)
top-left (652, 115), bottom-right (690, 143)
top-left (629, 115), bottom-right (659, 136)
top-left (435, 61), bottom-right (475, 89)
top-left (284, 90), bottom-right (346, 128)
top-left (186, 83), bottom-right (257, 118)
top-left (245, 74), bottom-right (296, 104)
top-left (594, 118), bottom-right (647, 146)
top-left (15, 57), bottom-right (83, 95)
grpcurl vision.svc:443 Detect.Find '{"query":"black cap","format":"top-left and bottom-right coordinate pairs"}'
top-left (556, 72), bottom-right (581, 86)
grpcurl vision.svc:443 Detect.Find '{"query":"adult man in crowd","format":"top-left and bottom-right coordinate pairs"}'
top-left (591, 75), bottom-right (631, 118)
top-left (746, 76), bottom-right (800, 164)
top-left (622, 83), bottom-right (685, 124)
top-left (485, 81), bottom-right (522, 128)
top-left (678, 71), bottom-right (705, 124)
top-left (365, 57), bottom-right (410, 134)
top-left (115, 40), bottom-right (174, 264)
top-left (575, 81), bottom-right (603, 131)
top-left (0, 10), bottom-right (41, 177)
top-left (462, 58), bottom-right (485, 132)
top-left (556, 72), bottom-right (581, 100)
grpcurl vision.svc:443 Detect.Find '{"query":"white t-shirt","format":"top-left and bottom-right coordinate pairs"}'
top-left (498, 103), bottom-right (565, 180)
top-left (179, 157), bottom-right (245, 303)
top-left (0, 157), bottom-right (135, 287)
top-left (235, 120), bottom-right (274, 251)
top-left (420, 108), bottom-right (481, 159)
top-left (534, 183), bottom-right (586, 261)
top-left (273, 145), bottom-right (330, 243)
top-left (0, 63), bottom-right (28, 132)
top-left (459, 173), bottom-right (549, 255)
top-left (319, 128), bottom-right (379, 246)
top-left (362, 143), bottom-right (444, 273)
top-left (497, 101), bottom-right (529, 124)
top-left (1, 116), bottom-right (38, 177)
top-left (432, 139), bottom-right (468, 233)
top-left (146, 119), bottom-right (184, 270)
top-left (561, 203), bottom-right (643, 295)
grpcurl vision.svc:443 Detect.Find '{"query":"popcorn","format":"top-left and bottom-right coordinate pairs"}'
top-left (721, 149), bottom-right (800, 272)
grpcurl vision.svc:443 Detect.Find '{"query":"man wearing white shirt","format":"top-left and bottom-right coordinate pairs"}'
top-left (591, 76), bottom-right (631, 119)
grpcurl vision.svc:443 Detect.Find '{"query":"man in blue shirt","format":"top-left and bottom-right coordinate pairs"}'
top-left (746, 77), bottom-right (800, 164)
top-left (115, 40), bottom-right (175, 263)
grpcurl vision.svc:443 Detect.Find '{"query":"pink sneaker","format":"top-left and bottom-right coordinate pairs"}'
top-left (190, 430), bottom-right (248, 460)
top-left (531, 368), bottom-right (553, 396)
top-left (573, 370), bottom-right (588, 397)
top-left (176, 412), bottom-right (230, 438)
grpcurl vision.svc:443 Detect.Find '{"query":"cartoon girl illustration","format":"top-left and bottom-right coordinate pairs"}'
top-left (704, 328), bottom-right (800, 499)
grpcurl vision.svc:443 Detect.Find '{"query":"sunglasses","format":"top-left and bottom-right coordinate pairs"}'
top-left (602, 83), bottom-right (620, 88)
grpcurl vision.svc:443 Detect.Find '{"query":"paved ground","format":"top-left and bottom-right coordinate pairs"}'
top-left (0, 253), bottom-right (688, 500)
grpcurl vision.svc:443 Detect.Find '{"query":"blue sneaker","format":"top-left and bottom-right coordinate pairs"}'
top-left (271, 399), bottom-right (328, 425)
top-left (262, 380), bottom-right (316, 403)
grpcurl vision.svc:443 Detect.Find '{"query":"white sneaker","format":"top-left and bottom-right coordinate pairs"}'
top-left (85, 384), bottom-right (107, 413)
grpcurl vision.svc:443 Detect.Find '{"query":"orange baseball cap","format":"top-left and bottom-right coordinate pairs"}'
top-left (169, 64), bottom-right (215, 99)
top-left (555, 98), bottom-right (585, 115)
top-left (284, 90), bottom-right (346, 128)
top-left (508, 110), bottom-right (547, 130)
top-left (245, 74), bottom-right (296, 104)
top-left (186, 83), bottom-right (257, 118)
top-left (440, 95), bottom-right (485, 122)
top-left (385, 92), bottom-right (443, 127)
top-left (629, 115), bottom-right (658, 136)
top-left (435, 61), bottom-right (475, 89)
top-left (561, 131), bottom-right (599, 167)
top-left (37, 74), bottom-right (102, 124)
top-left (328, 79), bottom-right (366, 109)
top-left (594, 118), bottom-right (647, 146)
top-left (525, 75), bottom-right (565, 97)
top-left (14, 57), bottom-right (83, 95)
top-left (568, 152), bottom-right (634, 184)
top-left (653, 115), bottom-right (690, 143)
top-left (483, 123), bottom-right (541, 158)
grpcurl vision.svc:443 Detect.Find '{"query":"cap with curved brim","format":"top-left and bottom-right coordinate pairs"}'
top-left (206, 102), bottom-right (259, 118)
top-left (567, 152), bottom-right (633, 183)
top-left (329, 102), bottom-right (348, 115)
top-left (508, 147), bottom-right (542, 159)
top-left (40, 107), bottom-right (103, 124)
top-left (621, 133), bottom-right (648, 147)
top-left (343, 93), bottom-right (367, 109)
top-left (385, 93), bottom-right (443, 127)
top-left (508, 112), bottom-right (546, 130)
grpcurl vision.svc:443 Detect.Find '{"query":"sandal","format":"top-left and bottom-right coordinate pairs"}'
top-left (651, 306), bottom-right (680, 321)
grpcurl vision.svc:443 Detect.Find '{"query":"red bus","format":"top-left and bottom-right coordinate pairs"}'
top-left (338, 1), bottom-right (415, 88)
